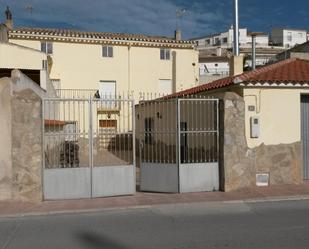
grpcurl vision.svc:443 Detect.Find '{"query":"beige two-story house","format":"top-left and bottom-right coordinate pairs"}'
top-left (5, 10), bottom-right (198, 100)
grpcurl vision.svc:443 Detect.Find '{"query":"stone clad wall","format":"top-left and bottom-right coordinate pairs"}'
top-left (0, 72), bottom-right (44, 202)
top-left (11, 89), bottom-right (43, 201)
top-left (219, 91), bottom-right (302, 191)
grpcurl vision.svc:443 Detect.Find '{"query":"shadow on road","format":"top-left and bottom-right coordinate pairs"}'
top-left (77, 231), bottom-right (129, 249)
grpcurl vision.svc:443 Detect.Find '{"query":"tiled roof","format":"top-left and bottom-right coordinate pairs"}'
top-left (9, 27), bottom-right (194, 45)
top-left (45, 119), bottom-right (67, 126)
top-left (167, 58), bottom-right (309, 98)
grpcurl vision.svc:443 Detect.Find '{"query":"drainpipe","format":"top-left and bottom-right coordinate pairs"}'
top-left (251, 34), bottom-right (256, 70)
top-left (128, 44), bottom-right (131, 94)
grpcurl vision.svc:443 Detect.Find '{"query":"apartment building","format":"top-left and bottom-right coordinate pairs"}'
top-left (271, 28), bottom-right (308, 48)
top-left (192, 26), bottom-right (269, 50)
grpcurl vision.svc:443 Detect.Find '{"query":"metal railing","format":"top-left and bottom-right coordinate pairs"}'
top-left (200, 68), bottom-right (230, 76)
top-left (55, 89), bottom-right (98, 99)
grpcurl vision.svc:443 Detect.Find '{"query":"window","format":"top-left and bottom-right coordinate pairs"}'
top-left (41, 42), bottom-right (53, 54)
top-left (102, 46), bottom-right (113, 57)
top-left (160, 48), bottom-right (170, 60)
top-left (214, 37), bottom-right (221, 45)
top-left (99, 80), bottom-right (117, 108)
top-left (222, 37), bottom-right (228, 43)
top-left (144, 118), bottom-right (154, 144)
top-left (287, 32), bottom-right (292, 42)
top-left (99, 80), bottom-right (116, 98)
top-left (159, 79), bottom-right (172, 95)
top-left (205, 39), bottom-right (211, 45)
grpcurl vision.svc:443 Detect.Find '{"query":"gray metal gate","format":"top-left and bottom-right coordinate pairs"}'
top-left (301, 95), bottom-right (309, 180)
top-left (137, 97), bottom-right (219, 193)
top-left (43, 97), bottom-right (135, 200)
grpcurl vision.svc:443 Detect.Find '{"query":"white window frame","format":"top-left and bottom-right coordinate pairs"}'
top-left (160, 48), bottom-right (170, 60)
top-left (41, 42), bottom-right (53, 54)
top-left (159, 79), bottom-right (172, 95)
top-left (102, 46), bottom-right (114, 58)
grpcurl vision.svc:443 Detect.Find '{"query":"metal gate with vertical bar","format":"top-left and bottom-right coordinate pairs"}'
top-left (137, 97), bottom-right (219, 193)
top-left (43, 97), bottom-right (135, 200)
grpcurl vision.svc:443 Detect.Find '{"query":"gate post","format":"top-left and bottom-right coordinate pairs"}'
top-left (176, 98), bottom-right (181, 193)
top-left (132, 99), bottom-right (136, 187)
top-left (89, 98), bottom-right (93, 197)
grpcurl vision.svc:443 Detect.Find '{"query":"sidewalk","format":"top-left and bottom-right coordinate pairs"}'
top-left (1, 183), bottom-right (309, 218)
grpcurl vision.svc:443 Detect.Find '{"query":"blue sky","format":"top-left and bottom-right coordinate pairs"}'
top-left (0, 0), bottom-right (308, 39)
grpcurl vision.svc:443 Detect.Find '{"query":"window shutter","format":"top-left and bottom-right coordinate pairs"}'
top-left (41, 42), bottom-right (46, 53)
top-left (108, 47), bottom-right (113, 57)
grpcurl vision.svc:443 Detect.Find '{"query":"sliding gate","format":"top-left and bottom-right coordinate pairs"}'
top-left (43, 98), bottom-right (135, 200)
top-left (138, 98), bottom-right (219, 193)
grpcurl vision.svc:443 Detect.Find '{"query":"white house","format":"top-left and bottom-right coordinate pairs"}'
top-left (192, 26), bottom-right (269, 50)
top-left (4, 8), bottom-right (199, 101)
top-left (271, 28), bottom-right (308, 48)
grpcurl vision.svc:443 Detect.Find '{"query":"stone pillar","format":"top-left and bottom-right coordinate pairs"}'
top-left (219, 92), bottom-right (252, 191)
top-left (11, 89), bottom-right (43, 202)
top-left (0, 78), bottom-right (12, 200)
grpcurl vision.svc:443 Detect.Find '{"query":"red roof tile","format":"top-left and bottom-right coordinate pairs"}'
top-left (45, 119), bottom-right (67, 126)
top-left (168, 58), bottom-right (309, 98)
top-left (10, 27), bottom-right (194, 45)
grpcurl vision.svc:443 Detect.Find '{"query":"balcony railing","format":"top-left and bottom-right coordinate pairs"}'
top-left (55, 89), bottom-right (98, 99)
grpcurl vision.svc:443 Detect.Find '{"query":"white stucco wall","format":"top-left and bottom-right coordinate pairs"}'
top-left (243, 87), bottom-right (309, 148)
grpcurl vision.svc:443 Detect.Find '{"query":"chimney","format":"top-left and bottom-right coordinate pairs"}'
top-left (229, 55), bottom-right (244, 76)
top-left (5, 6), bottom-right (13, 29)
top-left (175, 29), bottom-right (181, 41)
top-left (0, 24), bottom-right (9, 42)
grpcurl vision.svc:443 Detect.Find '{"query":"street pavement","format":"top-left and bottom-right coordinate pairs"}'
top-left (0, 200), bottom-right (308, 249)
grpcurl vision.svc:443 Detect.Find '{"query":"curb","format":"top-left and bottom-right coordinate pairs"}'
top-left (1, 195), bottom-right (309, 219)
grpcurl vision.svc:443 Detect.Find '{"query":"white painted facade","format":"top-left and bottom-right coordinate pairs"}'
top-left (193, 27), bottom-right (269, 50)
top-left (271, 28), bottom-right (308, 48)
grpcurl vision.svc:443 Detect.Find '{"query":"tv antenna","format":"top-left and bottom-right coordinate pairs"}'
top-left (176, 8), bottom-right (186, 29)
top-left (25, 5), bottom-right (34, 14)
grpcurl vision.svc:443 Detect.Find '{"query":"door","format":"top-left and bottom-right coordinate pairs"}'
top-left (301, 95), bottom-right (309, 179)
top-left (99, 80), bottom-right (117, 108)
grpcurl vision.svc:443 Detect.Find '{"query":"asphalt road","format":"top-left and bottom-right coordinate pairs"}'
top-left (0, 200), bottom-right (309, 249)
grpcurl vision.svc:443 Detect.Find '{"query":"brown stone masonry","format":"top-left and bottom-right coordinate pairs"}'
top-left (219, 92), bottom-right (302, 191)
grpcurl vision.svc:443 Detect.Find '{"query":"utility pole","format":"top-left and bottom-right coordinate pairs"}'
top-left (233, 0), bottom-right (240, 56)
